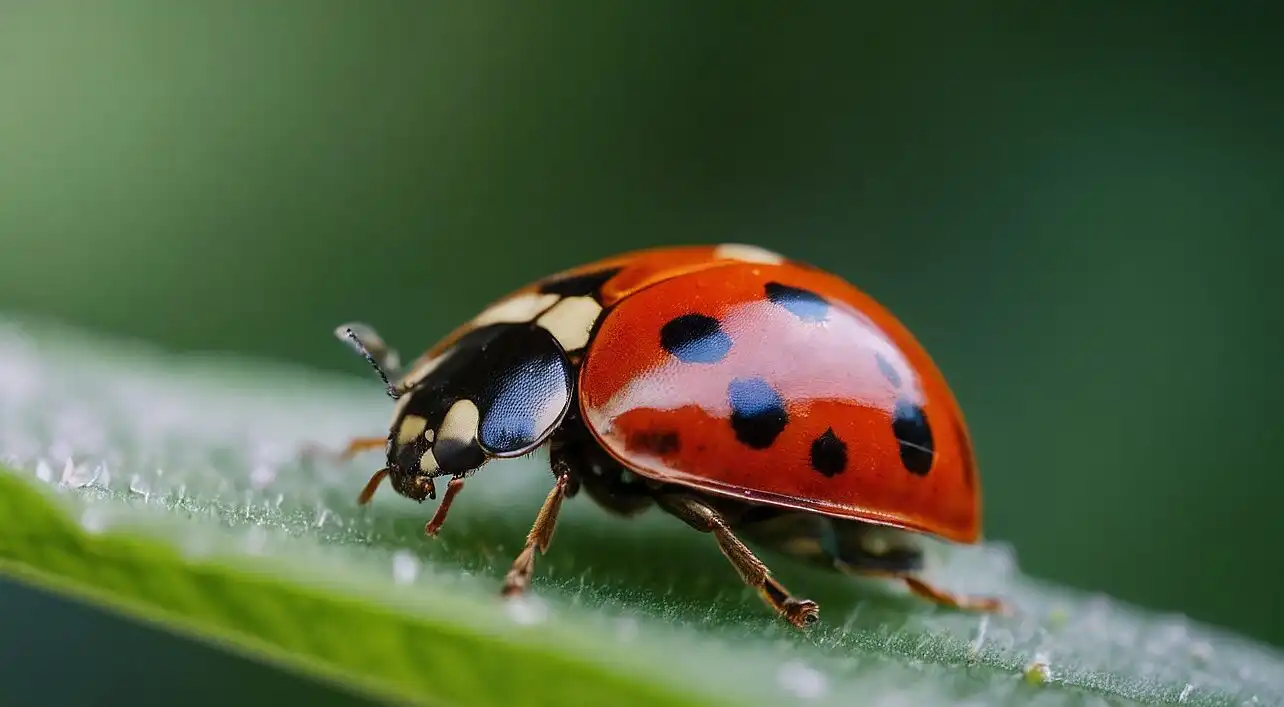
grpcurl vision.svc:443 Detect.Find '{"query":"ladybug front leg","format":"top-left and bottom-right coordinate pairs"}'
top-left (423, 476), bottom-right (466, 537)
top-left (657, 494), bottom-right (819, 629)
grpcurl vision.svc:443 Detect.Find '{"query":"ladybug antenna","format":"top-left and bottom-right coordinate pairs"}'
top-left (336, 322), bottom-right (403, 400)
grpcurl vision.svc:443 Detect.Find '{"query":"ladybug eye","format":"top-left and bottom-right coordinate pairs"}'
top-left (336, 322), bottom-right (403, 399)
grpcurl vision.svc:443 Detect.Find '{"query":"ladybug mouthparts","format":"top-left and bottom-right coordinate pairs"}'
top-left (386, 461), bottom-right (438, 502)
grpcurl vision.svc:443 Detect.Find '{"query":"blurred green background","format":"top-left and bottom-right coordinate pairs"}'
top-left (1, 0), bottom-right (1281, 654)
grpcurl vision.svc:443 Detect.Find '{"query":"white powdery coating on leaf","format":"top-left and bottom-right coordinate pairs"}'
top-left (244, 526), bottom-right (269, 556)
top-left (249, 464), bottom-right (277, 490)
top-left (0, 321), bottom-right (393, 508)
top-left (504, 595), bottom-right (549, 626)
top-left (79, 507), bottom-right (109, 534)
top-left (59, 459), bottom-right (101, 489)
top-left (777, 660), bottom-right (828, 700)
top-left (391, 551), bottom-right (420, 585)
top-left (615, 617), bottom-right (640, 644)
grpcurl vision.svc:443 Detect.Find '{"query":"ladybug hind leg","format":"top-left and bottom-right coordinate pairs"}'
top-left (893, 575), bottom-right (1005, 613)
top-left (827, 520), bottom-right (1006, 614)
top-left (657, 494), bottom-right (819, 629)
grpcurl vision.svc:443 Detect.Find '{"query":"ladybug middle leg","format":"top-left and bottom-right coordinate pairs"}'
top-left (656, 494), bottom-right (820, 628)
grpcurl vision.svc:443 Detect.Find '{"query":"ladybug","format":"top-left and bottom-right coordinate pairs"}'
top-left (334, 243), bottom-right (1003, 627)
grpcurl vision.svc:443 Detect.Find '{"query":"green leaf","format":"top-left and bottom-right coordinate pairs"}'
top-left (1, 317), bottom-right (1280, 707)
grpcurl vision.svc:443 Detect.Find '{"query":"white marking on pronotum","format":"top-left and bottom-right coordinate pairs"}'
top-left (419, 448), bottom-right (442, 474)
top-left (397, 414), bottom-right (428, 445)
top-left (714, 243), bottom-right (785, 265)
top-left (535, 295), bottom-right (602, 351)
top-left (439, 398), bottom-right (481, 448)
top-left (472, 292), bottom-right (560, 327)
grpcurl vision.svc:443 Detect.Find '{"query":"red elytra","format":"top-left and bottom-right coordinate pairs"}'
top-left (335, 244), bottom-right (1003, 628)
top-left (579, 255), bottom-right (980, 543)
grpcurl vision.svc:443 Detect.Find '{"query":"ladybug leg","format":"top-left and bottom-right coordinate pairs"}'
top-left (423, 476), bottom-right (466, 537)
top-left (658, 495), bottom-right (819, 629)
top-left (500, 426), bottom-right (586, 597)
top-left (844, 567), bottom-right (1007, 614)
top-left (299, 435), bottom-right (385, 464)
top-left (337, 436), bottom-right (388, 460)
top-left (500, 474), bottom-right (570, 597)
top-left (898, 576), bottom-right (1006, 613)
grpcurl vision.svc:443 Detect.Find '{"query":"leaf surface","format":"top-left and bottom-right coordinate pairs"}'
top-left (1, 318), bottom-right (1280, 707)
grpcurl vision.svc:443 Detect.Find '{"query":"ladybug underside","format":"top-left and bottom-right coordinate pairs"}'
top-left (335, 244), bottom-right (1002, 627)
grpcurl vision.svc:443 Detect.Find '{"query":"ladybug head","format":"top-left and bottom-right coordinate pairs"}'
top-left (338, 321), bottom-right (575, 505)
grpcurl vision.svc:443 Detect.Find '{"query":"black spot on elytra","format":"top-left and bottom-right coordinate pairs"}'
top-left (537, 266), bottom-right (624, 298)
top-left (627, 429), bottom-right (682, 455)
top-left (891, 399), bottom-right (934, 476)
top-left (727, 377), bottom-right (789, 449)
top-left (810, 427), bottom-right (848, 477)
top-left (764, 282), bottom-right (829, 322)
top-left (660, 313), bottom-right (732, 364)
top-left (875, 352), bottom-right (902, 389)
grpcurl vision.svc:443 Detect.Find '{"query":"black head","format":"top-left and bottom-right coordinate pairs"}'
top-left (338, 321), bottom-right (576, 504)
